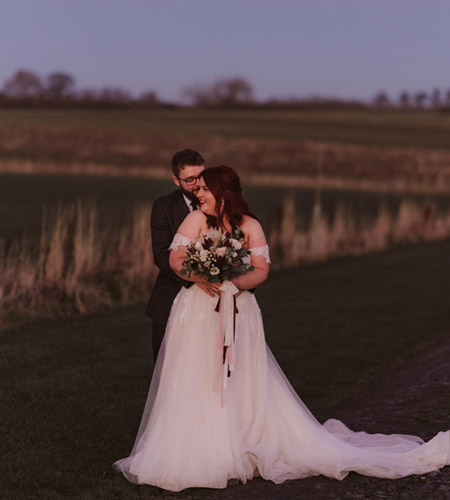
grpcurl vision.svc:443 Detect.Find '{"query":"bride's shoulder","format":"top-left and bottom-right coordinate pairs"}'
top-left (177, 210), bottom-right (207, 238)
top-left (185, 209), bottom-right (207, 223)
top-left (241, 215), bottom-right (262, 232)
top-left (240, 215), bottom-right (266, 245)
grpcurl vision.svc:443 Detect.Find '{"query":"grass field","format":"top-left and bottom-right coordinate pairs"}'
top-left (2, 172), bottom-right (450, 329)
top-left (3, 107), bottom-right (450, 149)
top-left (2, 108), bottom-right (450, 193)
top-left (2, 172), bottom-right (449, 241)
top-left (2, 106), bottom-right (450, 498)
top-left (1, 239), bottom-right (450, 500)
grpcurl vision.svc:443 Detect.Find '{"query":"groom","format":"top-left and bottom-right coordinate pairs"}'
top-left (145, 149), bottom-right (220, 362)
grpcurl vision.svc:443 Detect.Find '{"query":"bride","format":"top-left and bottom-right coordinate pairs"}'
top-left (114, 166), bottom-right (450, 492)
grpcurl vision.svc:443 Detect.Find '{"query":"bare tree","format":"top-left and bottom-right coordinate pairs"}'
top-left (373, 91), bottom-right (391, 108)
top-left (431, 88), bottom-right (441, 108)
top-left (140, 90), bottom-right (160, 106)
top-left (3, 69), bottom-right (43, 99)
top-left (78, 88), bottom-right (100, 103)
top-left (182, 77), bottom-right (254, 107)
top-left (414, 91), bottom-right (428, 108)
top-left (213, 77), bottom-right (254, 106)
top-left (99, 86), bottom-right (132, 104)
top-left (399, 91), bottom-right (410, 108)
top-left (46, 72), bottom-right (75, 99)
top-left (182, 84), bottom-right (209, 106)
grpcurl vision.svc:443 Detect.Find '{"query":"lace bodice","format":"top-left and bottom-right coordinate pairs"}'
top-left (168, 233), bottom-right (271, 263)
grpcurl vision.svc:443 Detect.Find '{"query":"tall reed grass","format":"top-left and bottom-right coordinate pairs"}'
top-left (269, 195), bottom-right (450, 267)
top-left (2, 196), bottom-right (450, 328)
top-left (0, 200), bottom-right (156, 328)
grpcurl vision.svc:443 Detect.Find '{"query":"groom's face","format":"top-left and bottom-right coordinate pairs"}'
top-left (172, 165), bottom-right (205, 200)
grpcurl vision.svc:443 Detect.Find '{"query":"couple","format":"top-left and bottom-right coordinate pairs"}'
top-left (114, 150), bottom-right (450, 492)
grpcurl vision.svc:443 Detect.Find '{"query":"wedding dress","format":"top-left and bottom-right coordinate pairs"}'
top-left (114, 236), bottom-right (450, 492)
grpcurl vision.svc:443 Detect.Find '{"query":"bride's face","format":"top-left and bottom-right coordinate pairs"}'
top-left (196, 179), bottom-right (217, 216)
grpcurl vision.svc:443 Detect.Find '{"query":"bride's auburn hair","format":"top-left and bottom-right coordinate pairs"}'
top-left (201, 166), bottom-right (257, 230)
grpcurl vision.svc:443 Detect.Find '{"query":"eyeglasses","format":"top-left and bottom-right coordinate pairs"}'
top-left (176, 173), bottom-right (203, 186)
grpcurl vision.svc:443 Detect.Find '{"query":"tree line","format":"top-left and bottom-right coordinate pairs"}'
top-left (1, 68), bottom-right (449, 110)
top-left (373, 89), bottom-right (450, 109)
top-left (0, 70), bottom-right (159, 107)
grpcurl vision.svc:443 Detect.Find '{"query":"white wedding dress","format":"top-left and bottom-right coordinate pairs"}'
top-left (114, 239), bottom-right (450, 492)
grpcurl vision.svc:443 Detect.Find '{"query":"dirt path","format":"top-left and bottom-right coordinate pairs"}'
top-left (197, 337), bottom-right (450, 500)
top-left (332, 334), bottom-right (450, 437)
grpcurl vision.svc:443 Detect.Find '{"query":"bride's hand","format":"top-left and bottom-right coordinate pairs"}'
top-left (197, 282), bottom-right (222, 297)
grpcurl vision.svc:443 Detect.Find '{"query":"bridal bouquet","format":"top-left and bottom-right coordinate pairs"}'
top-left (180, 227), bottom-right (254, 283)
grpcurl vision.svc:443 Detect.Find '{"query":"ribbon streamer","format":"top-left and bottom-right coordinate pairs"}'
top-left (213, 280), bottom-right (240, 407)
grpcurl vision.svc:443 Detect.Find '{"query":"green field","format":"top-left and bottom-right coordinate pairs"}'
top-left (1, 107), bottom-right (450, 194)
top-left (2, 107), bottom-right (450, 150)
top-left (2, 172), bottom-right (448, 241)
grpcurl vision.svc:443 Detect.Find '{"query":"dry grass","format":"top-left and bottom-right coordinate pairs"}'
top-left (0, 201), bottom-right (156, 328)
top-left (269, 195), bottom-right (450, 267)
top-left (2, 196), bottom-right (450, 328)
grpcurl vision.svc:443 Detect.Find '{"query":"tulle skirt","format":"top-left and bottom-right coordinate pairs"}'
top-left (114, 285), bottom-right (450, 491)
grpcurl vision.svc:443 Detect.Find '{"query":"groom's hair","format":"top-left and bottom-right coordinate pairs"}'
top-left (171, 149), bottom-right (204, 176)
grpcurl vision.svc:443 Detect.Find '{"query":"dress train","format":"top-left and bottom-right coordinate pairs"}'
top-left (114, 285), bottom-right (450, 491)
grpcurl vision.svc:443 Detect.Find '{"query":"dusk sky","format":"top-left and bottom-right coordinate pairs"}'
top-left (2, 0), bottom-right (449, 103)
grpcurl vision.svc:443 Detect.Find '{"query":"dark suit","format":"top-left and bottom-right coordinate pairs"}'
top-left (146, 189), bottom-right (192, 361)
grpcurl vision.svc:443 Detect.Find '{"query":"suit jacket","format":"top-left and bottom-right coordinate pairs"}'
top-left (145, 189), bottom-right (192, 324)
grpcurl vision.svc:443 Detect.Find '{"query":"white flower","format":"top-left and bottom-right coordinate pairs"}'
top-left (216, 247), bottom-right (227, 257)
top-left (210, 266), bottom-right (220, 275)
top-left (206, 228), bottom-right (223, 244)
top-left (195, 242), bottom-right (203, 251)
top-left (199, 249), bottom-right (209, 261)
top-left (230, 239), bottom-right (242, 250)
top-left (203, 261), bottom-right (211, 267)
top-left (232, 252), bottom-right (237, 257)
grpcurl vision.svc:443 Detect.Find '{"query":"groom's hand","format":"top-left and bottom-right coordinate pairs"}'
top-left (197, 282), bottom-right (221, 297)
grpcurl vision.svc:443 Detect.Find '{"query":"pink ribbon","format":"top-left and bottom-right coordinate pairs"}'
top-left (213, 280), bottom-right (240, 407)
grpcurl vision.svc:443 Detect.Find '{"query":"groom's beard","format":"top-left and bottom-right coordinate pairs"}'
top-left (180, 186), bottom-right (199, 203)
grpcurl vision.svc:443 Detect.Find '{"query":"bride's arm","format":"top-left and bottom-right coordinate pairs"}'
top-left (169, 211), bottom-right (210, 284)
top-left (232, 218), bottom-right (270, 290)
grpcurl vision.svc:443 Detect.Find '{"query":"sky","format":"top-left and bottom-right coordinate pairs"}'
top-left (1, 0), bottom-right (449, 103)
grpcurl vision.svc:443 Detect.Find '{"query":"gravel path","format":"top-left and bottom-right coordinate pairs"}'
top-left (192, 336), bottom-right (450, 500)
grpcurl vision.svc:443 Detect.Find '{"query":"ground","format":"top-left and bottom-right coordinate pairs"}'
top-left (1, 240), bottom-right (450, 500)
